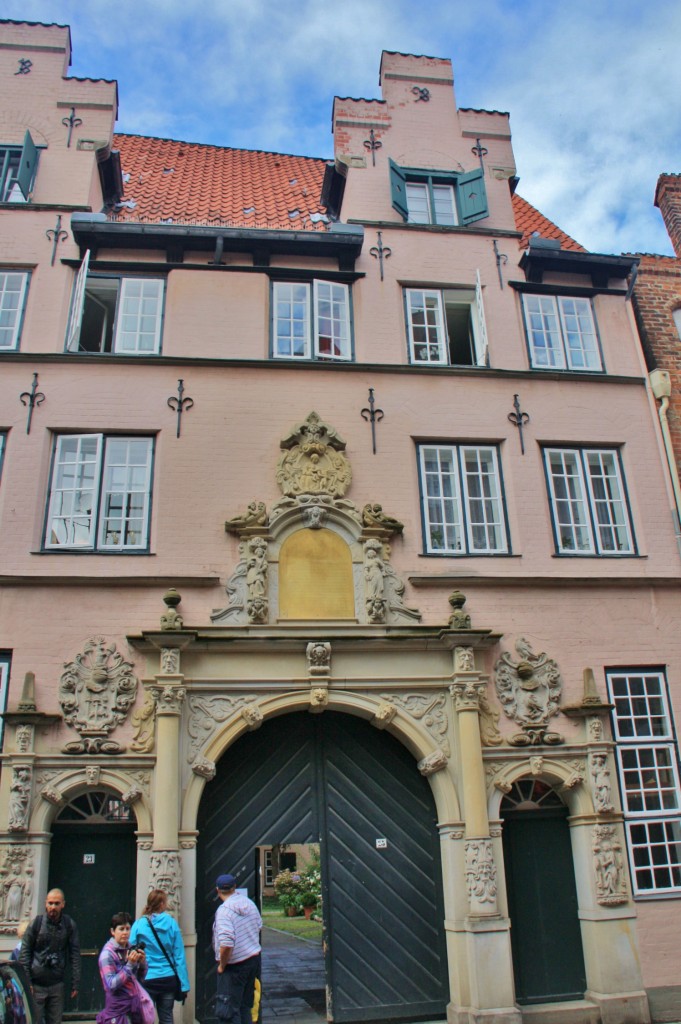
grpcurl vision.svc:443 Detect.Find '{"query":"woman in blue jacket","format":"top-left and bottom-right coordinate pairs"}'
top-left (130, 890), bottom-right (189, 1024)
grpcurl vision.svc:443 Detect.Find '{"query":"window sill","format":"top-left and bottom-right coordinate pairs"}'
top-left (34, 549), bottom-right (155, 556)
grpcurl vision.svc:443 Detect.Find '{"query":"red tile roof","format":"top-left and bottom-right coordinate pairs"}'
top-left (112, 133), bottom-right (584, 250)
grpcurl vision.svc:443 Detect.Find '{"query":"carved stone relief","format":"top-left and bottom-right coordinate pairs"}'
top-left (306, 643), bottom-right (331, 677)
top-left (131, 695), bottom-right (156, 753)
top-left (309, 688), bottom-right (329, 713)
top-left (187, 696), bottom-right (258, 762)
top-left (60, 637), bottom-right (138, 754)
top-left (8, 766), bottom-right (32, 832)
top-left (563, 760), bottom-right (586, 789)
top-left (148, 851), bottom-right (182, 912)
top-left (276, 411), bottom-right (351, 498)
top-left (590, 754), bottom-right (614, 812)
top-left (454, 646), bottom-right (475, 672)
top-left (592, 824), bottom-right (628, 905)
top-left (212, 536), bottom-right (269, 625)
top-left (372, 702), bottom-right (397, 730)
top-left (160, 648), bottom-right (180, 675)
top-left (122, 786), bottom-right (143, 805)
top-left (465, 838), bottom-right (497, 908)
top-left (0, 846), bottom-right (34, 929)
top-left (241, 704), bottom-right (263, 730)
top-left (417, 749), bottom-right (448, 776)
top-left (15, 726), bottom-right (32, 753)
top-left (85, 765), bottom-right (100, 786)
top-left (192, 757), bottom-right (216, 780)
top-left (225, 500), bottom-right (268, 533)
top-left (588, 717), bottom-right (604, 742)
top-left (41, 787), bottom-right (64, 806)
top-left (494, 638), bottom-right (563, 745)
top-left (361, 504), bottom-right (404, 535)
top-left (383, 693), bottom-right (449, 756)
top-left (149, 685), bottom-right (186, 715)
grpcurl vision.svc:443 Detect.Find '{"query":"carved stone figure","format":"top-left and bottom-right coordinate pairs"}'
top-left (373, 702), bottom-right (397, 730)
top-left (306, 642), bottom-right (331, 677)
top-left (8, 766), bottom-right (31, 832)
top-left (591, 754), bottom-right (614, 812)
top-left (160, 589), bottom-right (184, 631)
top-left (224, 500), bottom-right (268, 534)
top-left (494, 637), bottom-right (563, 745)
top-left (245, 537), bottom-right (268, 622)
top-left (241, 704), bottom-right (263, 730)
top-left (212, 544), bottom-right (249, 623)
top-left (364, 539), bottom-right (387, 622)
top-left (417, 750), bottom-right (448, 776)
top-left (310, 688), bottom-right (329, 713)
top-left (131, 695), bottom-right (156, 753)
top-left (149, 851), bottom-right (182, 912)
top-left (529, 756), bottom-right (544, 776)
top-left (276, 411), bottom-right (351, 498)
top-left (449, 592), bottom-right (472, 630)
top-left (361, 503), bottom-right (404, 535)
top-left (588, 717), bottom-right (604, 742)
top-left (161, 648), bottom-right (180, 675)
top-left (85, 765), bottom-right (100, 786)
top-left (60, 637), bottom-right (138, 754)
top-left (455, 646), bottom-right (475, 672)
top-left (592, 825), bottom-right (627, 905)
top-left (15, 726), bottom-right (32, 753)
top-left (192, 757), bottom-right (217, 780)
top-left (0, 846), bottom-right (33, 926)
top-left (41, 786), bottom-right (64, 806)
top-left (302, 505), bottom-right (327, 529)
top-left (465, 838), bottom-right (497, 906)
top-left (479, 691), bottom-right (502, 747)
top-left (122, 786), bottom-right (143, 805)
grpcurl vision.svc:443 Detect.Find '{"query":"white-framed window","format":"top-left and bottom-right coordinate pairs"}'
top-left (673, 308), bottom-right (681, 342)
top-left (0, 654), bottom-right (9, 749)
top-left (273, 280), bottom-right (351, 360)
top-left (265, 850), bottom-right (274, 887)
top-left (0, 133), bottom-right (38, 203)
top-left (44, 434), bottom-right (153, 551)
top-left (522, 294), bottom-right (602, 371)
top-left (0, 270), bottom-right (29, 351)
top-left (544, 447), bottom-right (634, 555)
top-left (66, 252), bottom-right (164, 355)
top-left (607, 669), bottom-right (681, 896)
top-left (405, 272), bottom-right (488, 367)
top-left (389, 159), bottom-right (488, 226)
top-left (0, 432), bottom-right (6, 482)
top-left (419, 444), bottom-right (508, 555)
top-left (405, 182), bottom-right (457, 225)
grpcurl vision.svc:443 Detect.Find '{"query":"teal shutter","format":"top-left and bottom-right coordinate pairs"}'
top-left (16, 130), bottom-right (38, 200)
top-left (457, 167), bottom-right (488, 225)
top-left (389, 158), bottom-right (408, 220)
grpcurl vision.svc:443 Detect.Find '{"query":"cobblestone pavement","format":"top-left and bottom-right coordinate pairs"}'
top-left (260, 925), bottom-right (326, 1024)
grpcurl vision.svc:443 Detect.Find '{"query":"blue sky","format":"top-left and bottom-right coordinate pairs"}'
top-left (4, 0), bottom-right (679, 254)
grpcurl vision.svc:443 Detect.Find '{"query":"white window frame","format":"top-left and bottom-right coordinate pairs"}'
top-left (406, 182), bottom-right (457, 226)
top-left (419, 444), bottom-right (508, 555)
top-left (66, 252), bottom-right (164, 355)
top-left (405, 278), bottom-right (488, 367)
top-left (0, 270), bottom-right (29, 351)
top-left (607, 669), bottom-right (681, 896)
top-left (44, 434), bottom-right (153, 551)
top-left (522, 294), bottom-right (602, 371)
top-left (273, 280), bottom-right (351, 361)
top-left (0, 654), bottom-right (9, 749)
top-left (544, 447), bottom-right (634, 555)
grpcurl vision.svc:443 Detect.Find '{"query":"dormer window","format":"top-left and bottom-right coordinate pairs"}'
top-left (0, 131), bottom-right (39, 203)
top-left (390, 159), bottom-right (488, 226)
top-left (522, 294), bottom-right (602, 371)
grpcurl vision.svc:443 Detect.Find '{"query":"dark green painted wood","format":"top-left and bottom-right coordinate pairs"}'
top-left (49, 824), bottom-right (136, 1016)
top-left (196, 711), bottom-right (448, 1023)
top-left (502, 807), bottom-right (586, 1004)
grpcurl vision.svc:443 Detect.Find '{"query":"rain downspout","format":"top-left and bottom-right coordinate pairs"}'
top-left (649, 368), bottom-right (681, 556)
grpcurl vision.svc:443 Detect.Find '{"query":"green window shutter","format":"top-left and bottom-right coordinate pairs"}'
top-left (389, 158), bottom-right (408, 220)
top-left (457, 167), bottom-right (488, 225)
top-left (16, 130), bottom-right (38, 200)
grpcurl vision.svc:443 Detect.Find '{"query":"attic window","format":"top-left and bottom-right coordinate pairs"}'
top-left (389, 158), bottom-right (488, 226)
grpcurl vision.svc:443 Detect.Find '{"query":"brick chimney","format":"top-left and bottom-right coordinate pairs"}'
top-left (655, 174), bottom-right (681, 257)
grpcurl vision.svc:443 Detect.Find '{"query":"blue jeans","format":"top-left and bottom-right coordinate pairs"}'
top-left (216, 956), bottom-right (259, 1024)
top-left (142, 976), bottom-right (175, 1024)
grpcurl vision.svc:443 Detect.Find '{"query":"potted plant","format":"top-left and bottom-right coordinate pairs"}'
top-left (273, 869), bottom-right (302, 916)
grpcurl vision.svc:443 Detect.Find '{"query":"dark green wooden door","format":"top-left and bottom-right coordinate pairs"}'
top-left (196, 711), bottom-right (448, 1023)
top-left (50, 819), bottom-right (136, 1017)
top-left (502, 800), bottom-right (586, 1004)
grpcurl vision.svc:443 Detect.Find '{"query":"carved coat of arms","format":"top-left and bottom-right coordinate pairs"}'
top-left (494, 637), bottom-right (563, 745)
top-left (59, 637), bottom-right (138, 754)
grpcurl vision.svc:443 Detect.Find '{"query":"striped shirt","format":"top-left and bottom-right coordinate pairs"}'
top-left (213, 893), bottom-right (262, 964)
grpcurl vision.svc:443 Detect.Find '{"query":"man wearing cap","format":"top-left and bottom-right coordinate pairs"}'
top-left (213, 873), bottom-right (262, 1024)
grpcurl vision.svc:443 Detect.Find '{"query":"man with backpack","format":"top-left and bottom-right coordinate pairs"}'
top-left (20, 889), bottom-right (81, 1024)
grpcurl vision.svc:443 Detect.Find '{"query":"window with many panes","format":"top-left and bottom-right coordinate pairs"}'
top-left (607, 669), bottom-right (681, 895)
top-left (0, 433), bottom-right (6, 482)
top-left (44, 434), bottom-right (153, 551)
top-left (389, 159), bottom-right (488, 226)
top-left (272, 280), bottom-right (352, 361)
top-left (0, 133), bottom-right (38, 203)
top-left (418, 444), bottom-right (508, 554)
top-left (0, 270), bottom-right (29, 351)
top-left (405, 274), bottom-right (488, 366)
top-left (544, 447), bottom-right (634, 555)
top-left (522, 294), bottom-right (602, 371)
top-left (0, 653), bottom-right (9, 748)
top-left (66, 252), bottom-right (164, 355)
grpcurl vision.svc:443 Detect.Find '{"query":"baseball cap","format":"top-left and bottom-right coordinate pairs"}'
top-left (216, 873), bottom-right (237, 890)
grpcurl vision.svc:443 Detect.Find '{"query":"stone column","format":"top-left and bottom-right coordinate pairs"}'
top-left (149, 648), bottom-right (186, 852)
top-left (450, 647), bottom-right (497, 916)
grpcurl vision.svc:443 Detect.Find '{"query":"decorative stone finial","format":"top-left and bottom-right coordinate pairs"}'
top-left (18, 672), bottom-right (37, 713)
top-left (448, 591), bottom-right (471, 629)
top-left (161, 588), bottom-right (184, 631)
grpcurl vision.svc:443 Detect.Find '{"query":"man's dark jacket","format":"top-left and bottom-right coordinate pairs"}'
top-left (19, 913), bottom-right (81, 988)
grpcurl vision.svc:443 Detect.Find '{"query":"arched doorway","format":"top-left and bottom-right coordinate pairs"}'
top-left (49, 790), bottom-right (137, 1017)
top-left (501, 779), bottom-right (586, 1004)
top-left (196, 711), bottom-right (449, 1023)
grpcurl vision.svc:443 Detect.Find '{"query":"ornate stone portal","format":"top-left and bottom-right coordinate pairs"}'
top-left (213, 411), bottom-right (419, 625)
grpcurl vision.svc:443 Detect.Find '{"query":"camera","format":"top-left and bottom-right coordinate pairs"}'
top-left (43, 953), bottom-right (61, 971)
top-left (129, 940), bottom-right (146, 953)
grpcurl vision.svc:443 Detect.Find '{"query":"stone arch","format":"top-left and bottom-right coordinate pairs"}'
top-left (182, 690), bottom-right (460, 830)
top-left (30, 768), bottom-right (151, 833)
top-left (487, 756), bottom-right (592, 820)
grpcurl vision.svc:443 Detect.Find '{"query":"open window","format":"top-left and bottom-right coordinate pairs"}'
top-left (66, 252), bottom-right (164, 355)
top-left (390, 159), bottom-right (488, 226)
top-left (405, 271), bottom-right (488, 366)
top-left (0, 131), bottom-right (39, 202)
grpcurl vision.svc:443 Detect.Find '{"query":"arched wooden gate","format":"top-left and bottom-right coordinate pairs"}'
top-left (196, 711), bottom-right (449, 1023)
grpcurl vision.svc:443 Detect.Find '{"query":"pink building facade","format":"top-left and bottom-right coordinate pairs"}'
top-left (1, 22), bottom-right (680, 1024)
